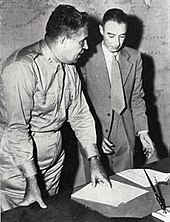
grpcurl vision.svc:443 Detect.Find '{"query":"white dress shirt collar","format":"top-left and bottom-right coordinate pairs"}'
top-left (102, 41), bottom-right (119, 80)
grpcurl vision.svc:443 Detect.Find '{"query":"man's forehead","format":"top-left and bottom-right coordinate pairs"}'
top-left (104, 21), bottom-right (127, 33)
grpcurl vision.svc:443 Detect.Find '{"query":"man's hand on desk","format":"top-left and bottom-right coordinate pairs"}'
top-left (89, 156), bottom-right (111, 188)
top-left (19, 175), bottom-right (47, 209)
top-left (139, 132), bottom-right (155, 158)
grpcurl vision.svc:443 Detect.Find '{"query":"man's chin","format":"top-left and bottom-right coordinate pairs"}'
top-left (68, 54), bottom-right (84, 64)
top-left (110, 48), bottom-right (119, 53)
top-left (68, 59), bottom-right (78, 65)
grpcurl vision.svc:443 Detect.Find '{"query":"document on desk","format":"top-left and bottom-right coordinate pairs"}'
top-left (71, 180), bottom-right (148, 207)
top-left (117, 169), bottom-right (170, 187)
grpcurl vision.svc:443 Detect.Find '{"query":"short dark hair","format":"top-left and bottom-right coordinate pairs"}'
top-left (102, 8), bottom-right (128, 26)
top-left (46, 4), bottom-right (88, 40)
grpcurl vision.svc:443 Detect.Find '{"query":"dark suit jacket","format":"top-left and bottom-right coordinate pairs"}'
top-left (81, 43), bottom-right (148, 153)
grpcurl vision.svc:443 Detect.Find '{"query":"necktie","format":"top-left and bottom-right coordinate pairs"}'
top-left (111, 55), bottom-right (125, 114)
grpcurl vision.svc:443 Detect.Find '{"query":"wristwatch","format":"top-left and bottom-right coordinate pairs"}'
top-left (89, 155), bottom-right (101, 161)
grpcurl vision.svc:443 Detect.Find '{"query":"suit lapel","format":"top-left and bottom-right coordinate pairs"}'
top-left (92, 45), bottom-right (133, 93)
top-left (119, 48), bottom-right (133, 85)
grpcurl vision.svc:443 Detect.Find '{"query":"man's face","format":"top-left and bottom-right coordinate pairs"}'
top-left (61, 26), bottom-right (88, 64)
top-left (99, 20), bottom-right (127, 53)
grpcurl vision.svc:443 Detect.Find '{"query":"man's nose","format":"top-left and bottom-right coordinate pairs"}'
top-left (83, 40), bottom-right (88, 50)
top-left (114, 36), bottom-right (120, 47)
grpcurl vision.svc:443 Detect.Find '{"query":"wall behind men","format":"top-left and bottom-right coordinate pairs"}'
top-left (0, 0), bottom-right (169, 158)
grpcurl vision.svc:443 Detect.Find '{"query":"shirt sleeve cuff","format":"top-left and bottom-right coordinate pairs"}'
top-left (81, 143), bottom-right (100, 160)
top-left (137, 130), bottom-right (148, 136)
top-left (18, 159), bottom-right (37, 178)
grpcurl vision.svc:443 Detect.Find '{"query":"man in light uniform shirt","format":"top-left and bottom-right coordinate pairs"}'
top-left (0, 4), bottom-right (110, 212)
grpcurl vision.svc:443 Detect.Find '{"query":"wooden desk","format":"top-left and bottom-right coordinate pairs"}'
top-left (2, 158), bottom-right (170, 222)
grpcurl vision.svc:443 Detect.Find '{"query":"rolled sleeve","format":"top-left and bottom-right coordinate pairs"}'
top-left (81, 143), bottom-right (100, 160)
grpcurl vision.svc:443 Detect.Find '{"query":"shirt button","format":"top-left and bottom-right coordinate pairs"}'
top-left (48, 58), bottom-right (52, 63)
top-left (107, 113), bottom-right (110, 116)
top-left (106, 129), bottom-right (108, 133)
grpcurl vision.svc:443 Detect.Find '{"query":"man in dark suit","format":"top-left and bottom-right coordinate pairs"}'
top-left (80, 8), bottom-right (155, 174)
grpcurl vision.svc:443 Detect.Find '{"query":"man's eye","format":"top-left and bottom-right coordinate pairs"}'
top-left (120, 35), bottom-right (126, 39)
top-left (109, 35), bottom-right (115, 38)
top-left (80, 40), bottom-right (84, 45)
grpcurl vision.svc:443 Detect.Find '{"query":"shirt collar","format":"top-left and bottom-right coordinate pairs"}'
top-left (40, 39), bottom-right (61, 70)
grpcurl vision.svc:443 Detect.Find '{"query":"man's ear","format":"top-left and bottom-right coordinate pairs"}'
top-left (99, 24), bottom-right (104, 36)
top-left (59, 35), bottom-right (67, 45)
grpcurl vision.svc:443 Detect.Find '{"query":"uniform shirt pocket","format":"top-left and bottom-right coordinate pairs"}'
top-left (34, 92), bottom-right (56, 113)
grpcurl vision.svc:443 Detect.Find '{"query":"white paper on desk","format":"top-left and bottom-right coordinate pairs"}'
top-left (71, 180), bottom-right (148, 207)
top-left (117, 169), bottom-right (170, 187)
top-left (152, 207), bottom-right (170, 222)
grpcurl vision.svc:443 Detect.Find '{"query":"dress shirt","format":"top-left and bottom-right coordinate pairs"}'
top-left (102, 41), bottom-right (119, 83)
top-left (0, 39), bottom-right (99, 177)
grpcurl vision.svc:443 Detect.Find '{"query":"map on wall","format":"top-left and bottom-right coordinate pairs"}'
top-left (0, 0), bottom-right (170, 145)
top-left (0, 0), bottom-right (169, 68)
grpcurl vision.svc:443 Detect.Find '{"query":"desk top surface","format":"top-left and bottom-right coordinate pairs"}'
top-left (2, 158), bottom-right (170, 222)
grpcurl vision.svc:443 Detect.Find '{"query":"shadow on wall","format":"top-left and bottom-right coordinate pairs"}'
top-left (125, 14), bottom-right (144, 50)
top-left (142, 54), bottom-right (168, 159)
top-left (78, 15), bottom-right (102, 67)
